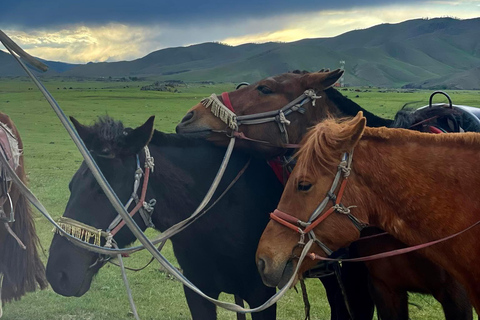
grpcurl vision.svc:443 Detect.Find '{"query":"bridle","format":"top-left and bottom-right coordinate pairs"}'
top-left (269, 152), bottom-right (367, 256)
top-left (201, 89), bottom-right (321, 145)
top-left (56, 146), bottom-right (156, 264)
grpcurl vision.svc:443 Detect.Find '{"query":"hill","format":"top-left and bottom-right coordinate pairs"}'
top-left (1, 17), bottom-right (479, 88)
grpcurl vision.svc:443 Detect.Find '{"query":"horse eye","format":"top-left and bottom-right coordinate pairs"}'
top-left (257, 85), bottom-right (273, 94)
top-left (297, 181), bottom-right (312, 192)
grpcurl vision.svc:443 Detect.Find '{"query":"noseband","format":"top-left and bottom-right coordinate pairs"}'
top-left (270, 152), bottom-right (367, 256)
top-left (201, 89), bottom-right (321, 145)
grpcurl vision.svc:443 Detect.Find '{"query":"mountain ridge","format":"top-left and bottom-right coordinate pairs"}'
top-left (1, 17), bottom-right (479, 89)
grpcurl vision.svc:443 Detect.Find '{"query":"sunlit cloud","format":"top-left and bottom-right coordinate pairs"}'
top-left (4, 24), bottom-right (157, 63)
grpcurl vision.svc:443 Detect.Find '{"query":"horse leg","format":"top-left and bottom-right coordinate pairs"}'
top-left (432, 278), bottom-right (472, 320)
top-left (241, 285), bottom-right (276, 320)
top-left (368, 278), bottom-right (408, 320)
top-left (320, 274), bottom-right (353, 320)
top-left (183, 285), bottom-right (218, 320)
top-left (234, 295), bottom-right (247, 320)
top-left (341, 262), bottom-right (375, 320)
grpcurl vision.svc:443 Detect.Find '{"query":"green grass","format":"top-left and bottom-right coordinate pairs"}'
top-left (0, 78), bottom-right (479, 319)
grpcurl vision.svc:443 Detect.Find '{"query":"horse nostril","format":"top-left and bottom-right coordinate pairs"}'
top-left (180, 111), bottom-right (195, 124)
top-left (257, 257), bottom-right (266, 274)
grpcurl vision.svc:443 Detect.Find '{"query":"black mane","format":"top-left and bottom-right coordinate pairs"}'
top-left (86, 116), bottom-right (215, 155)
top-left (325, 88), bottom-right (393, 127)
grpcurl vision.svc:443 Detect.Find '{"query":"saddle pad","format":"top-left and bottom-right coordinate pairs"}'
top-left (0, 121), bottom-right (20, 176)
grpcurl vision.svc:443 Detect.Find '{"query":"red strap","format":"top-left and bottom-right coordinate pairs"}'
top-left (429, 126), bottom-right (444, 134)
top-left (110, 167), bottom-right (150, 236)
top-left (267, 158), bottom-right (289, 185)
top-left (270, 211), bottom-right (301, 233)
top-left (221, 92), bottom-right (235, 112)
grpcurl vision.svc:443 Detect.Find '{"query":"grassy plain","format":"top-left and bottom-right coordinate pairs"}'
top-left (0, 77), bottom-right (479, 319)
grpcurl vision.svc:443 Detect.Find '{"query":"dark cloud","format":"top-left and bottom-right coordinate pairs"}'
top-left (1, 0), bottom-right (421, 29)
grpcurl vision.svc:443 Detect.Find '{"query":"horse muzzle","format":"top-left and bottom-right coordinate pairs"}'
top-left (256, 254), bottom-right (297, 289)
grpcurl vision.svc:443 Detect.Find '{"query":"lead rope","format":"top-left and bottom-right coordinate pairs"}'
top-left (0, 30), bottom-right (310, 315)
top-left (299, 279), bottom-right (311, 320)
top-left (114, 242), bottom-right (140, 320)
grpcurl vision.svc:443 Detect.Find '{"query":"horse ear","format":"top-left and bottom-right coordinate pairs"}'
top-left (303, 69), bottom-right (344, 90)
top-left (70, 116), bottom-right (94, 148)
top-left (123, 116), bottom-right (155, 155)
top-left (342, 111), bottom-right (366, 151)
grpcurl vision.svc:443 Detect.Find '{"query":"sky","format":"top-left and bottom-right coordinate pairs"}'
top-left (1, 0), bottom-right (479, 64)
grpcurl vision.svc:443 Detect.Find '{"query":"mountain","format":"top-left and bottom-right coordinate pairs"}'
top-left (1, 17), bottom-right (479, 88)
top-left (0, 50), bottom-right (77, 76)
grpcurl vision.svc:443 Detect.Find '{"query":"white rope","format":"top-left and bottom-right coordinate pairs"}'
top-left (304, 90), bottom-right (322, 107)
top-left (143, 146), bottom-right (154, 172)
top-left (115, 243), bottom-right (141, 320)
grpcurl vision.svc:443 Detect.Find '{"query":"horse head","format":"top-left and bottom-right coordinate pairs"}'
top-left (46, 116), bottom-right (155, 297)
top-left (176, 69), bottom-right (344, 157)
top-left (256, 113), bottom-right (366, 288)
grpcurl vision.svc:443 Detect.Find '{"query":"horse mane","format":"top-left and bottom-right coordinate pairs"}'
top-left (0, 114), bottom-right (47, 302)
top-left (324, 88), bottom-right (393, 127)
top-left (363, 126), bottom-right (480, 148)
top-left (295, 117), bottom-right (354, 179)
top-left (295, 114), bottom-right (480, 182)
top-left (87, 116), bottom-right (212, 153)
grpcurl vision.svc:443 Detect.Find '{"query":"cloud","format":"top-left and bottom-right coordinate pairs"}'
top-left (1, 0), bottom-right (423, 29)
top-left (1, 1), bottom-right (478, 63)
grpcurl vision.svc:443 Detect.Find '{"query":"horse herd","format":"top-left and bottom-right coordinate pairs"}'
top-left (1, 69), bottom-right (479, 319)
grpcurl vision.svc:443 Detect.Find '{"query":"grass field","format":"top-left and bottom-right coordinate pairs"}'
top-left (0, 77), bottom-right (479, 319)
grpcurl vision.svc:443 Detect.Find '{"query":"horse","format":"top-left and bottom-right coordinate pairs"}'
top-left (0, 113), bottom-right (47, 316)
top-left (176, 69), bottom-right (472, 319)
top-left (256, 112), bottom-right (480, 314)
top-left (45, 116), bottom-right (283, 320)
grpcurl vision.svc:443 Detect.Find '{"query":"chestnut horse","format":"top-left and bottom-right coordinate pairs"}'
top-left (0, 113), bottom-right (47, 316)
top-left (176, 70), bottom-right (472, 319)
top-left (256, 112), bottom-right (480, 313)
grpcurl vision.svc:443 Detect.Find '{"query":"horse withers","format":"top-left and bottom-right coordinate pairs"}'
top-left (0, 113), bottom-right (47, 316)
top-left (46, 116), bottom-right (282, 320)
top-left (256, 112), bottom-right (480, 313)
top-left (176, 69), bottom-right (471, 320)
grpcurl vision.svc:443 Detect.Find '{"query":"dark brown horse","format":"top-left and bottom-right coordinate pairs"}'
top-left (0, 113), bottom-right (47, 316)
top-left (256, 112), bottom-right (480, 313)
top-left (176, 70), bottom-right (472, 319)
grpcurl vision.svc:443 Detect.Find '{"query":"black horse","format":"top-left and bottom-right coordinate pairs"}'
top-left (46, 116), bottom-right (283, 319)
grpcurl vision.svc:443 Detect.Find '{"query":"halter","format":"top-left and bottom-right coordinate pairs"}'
top-left (55, 146), bottom-right (156, 251)
top-left (270, 152), bottom-right (367, 256)
top-left (201, 89), bottom-right (321, 144)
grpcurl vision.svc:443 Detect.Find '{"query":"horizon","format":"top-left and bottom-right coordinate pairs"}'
top-left (1, 1), bottom-right (479, 64)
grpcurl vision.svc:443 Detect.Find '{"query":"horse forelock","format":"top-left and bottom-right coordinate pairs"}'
top-left (87, 116), bottom-right (126, 154)
top-left (295, 118), bottom-right (351, 180)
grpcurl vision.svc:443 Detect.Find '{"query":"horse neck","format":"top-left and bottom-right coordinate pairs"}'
top-left (145, 135), bottom-right (251, 231)
top-left (347, 129), bottom-right (480, 246)
top-left (323, 88), bottom-right (392, 127)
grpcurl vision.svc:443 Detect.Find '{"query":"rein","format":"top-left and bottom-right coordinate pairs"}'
top-left (1, 30), bottom-right (302, 315)
top-left (202, 89), bottom-right (321, 145)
